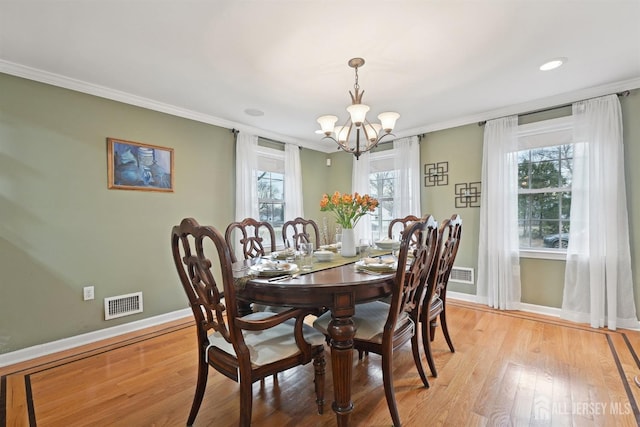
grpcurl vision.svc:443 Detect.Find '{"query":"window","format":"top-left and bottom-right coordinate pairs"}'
top-left (517, 117), bottom-right (573, 253)
top-left (368, 151), bottom-right (396, 242)
top-left (257, 170), bottom-right (284, 227)
top-left (256, 145), bottom-right (285, 248)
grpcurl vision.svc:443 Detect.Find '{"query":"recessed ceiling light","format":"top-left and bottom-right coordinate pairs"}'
top-left (244, 108), bottom-right (264, 117)
top-left (539, 57), bottom-right (567, 71)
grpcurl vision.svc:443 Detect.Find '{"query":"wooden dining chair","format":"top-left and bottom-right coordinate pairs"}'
top-left (313, 216), bottom-right (440, 427)
top-left (225, 217), bottom-right (276, 263)
top-left (421, 214), bottom-right (462, 378)
top-left (388, 214), bottom-right (421, 243)
top-left (282, 217), bottom-right (320, 250)
top-left (172, 218), bottom-right (326, 427)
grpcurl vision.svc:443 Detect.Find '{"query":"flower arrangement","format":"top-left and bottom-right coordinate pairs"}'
top-left (320, 191), bottom-right (379, 229)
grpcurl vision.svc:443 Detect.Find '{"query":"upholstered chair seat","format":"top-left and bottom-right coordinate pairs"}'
top-left (208, 311), bottom-right (326, 366)
top-left (313, 302), bottom-right (413, 344)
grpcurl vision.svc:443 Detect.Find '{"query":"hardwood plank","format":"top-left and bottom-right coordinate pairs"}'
top-left (2, 302), bottom-right (639, 426)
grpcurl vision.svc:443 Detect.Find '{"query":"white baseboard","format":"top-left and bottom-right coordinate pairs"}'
top-left (0, 308), bottom-right (192, 368)
top-left (448, 291), bottom-right (562, 318)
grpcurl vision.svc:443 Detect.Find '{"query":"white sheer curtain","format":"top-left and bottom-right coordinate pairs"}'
top-left (284, 143), bottom-right (304, 220)
top-left (393, 136), bottom-right (421, 218)
top-left (235, 133), bottom-right (259, 220)
top-left (477, 116), bottom-right (522, 310)
top-left (352, 151), bottom-right (371, 241)
top-left (561, 95), bottom-right (637, 330)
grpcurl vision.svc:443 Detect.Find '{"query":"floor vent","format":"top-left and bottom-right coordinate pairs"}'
top-left (449, 266), bottom-right (474, 284)
top-left (104, 292), bottom-right (143, 320)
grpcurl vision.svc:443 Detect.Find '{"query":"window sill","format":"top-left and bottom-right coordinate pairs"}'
top-left (519, 249), bottom-right (566, 261)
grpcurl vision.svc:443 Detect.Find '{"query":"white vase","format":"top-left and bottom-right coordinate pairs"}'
top-left (341, 228), bottom-right (357, 257)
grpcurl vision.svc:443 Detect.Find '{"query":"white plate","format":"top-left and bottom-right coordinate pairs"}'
top-left (250, 263), bottom-right (299, 277)
top-left (355, 260), bottom-right (397, 272)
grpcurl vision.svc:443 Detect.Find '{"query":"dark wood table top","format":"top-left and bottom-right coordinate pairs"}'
top-left (236, 262), bottom-right (395, 312)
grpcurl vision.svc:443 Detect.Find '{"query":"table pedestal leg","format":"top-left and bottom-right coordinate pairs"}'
top-left (328, 315), bottom-right (356, 427)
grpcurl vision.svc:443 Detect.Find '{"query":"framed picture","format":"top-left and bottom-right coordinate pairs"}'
top-left (107, 138), bottom-right (174, 192)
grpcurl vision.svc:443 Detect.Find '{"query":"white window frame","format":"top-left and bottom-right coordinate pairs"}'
top-left (517, 116), bottom-right (573, 261)
top-left (255, 145), bottom-right (285, 249)
top-left (368, 149), bottom-right (397, 242)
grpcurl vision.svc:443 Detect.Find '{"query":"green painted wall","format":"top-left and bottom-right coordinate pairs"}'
top-left (300, 148), bottom-right (330, 241)
top-left (420, 124), bottom-right (484, 294)
top-left (621, 92), bottom-right (640, 314)
top-left (301, 150), bottom-right (354, 243)
top-left (0, 73), bottom-right (235, 353)
top-left (1, 72), bottom-right (638, 355)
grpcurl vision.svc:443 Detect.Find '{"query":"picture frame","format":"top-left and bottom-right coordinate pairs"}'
top-left (107, 138), bottom-right (174, 192)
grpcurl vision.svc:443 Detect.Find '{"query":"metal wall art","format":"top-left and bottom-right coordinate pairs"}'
top-left (424, 162), bottom-right (449, 187)
top-left (455, 182), bottom-right (481, 208)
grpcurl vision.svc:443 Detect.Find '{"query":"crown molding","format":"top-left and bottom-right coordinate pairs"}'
top-left (0, 60), bottom-right (323, 150)
top-left (397, 76), bottom-right (640, 138)
top-left (3, 59), bottom-right (639, 150)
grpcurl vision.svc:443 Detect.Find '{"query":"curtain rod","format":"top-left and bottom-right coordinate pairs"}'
top-left (231, 130), bottom-right (301, 149)
top-left (477, 90), bottom-right (631, 126)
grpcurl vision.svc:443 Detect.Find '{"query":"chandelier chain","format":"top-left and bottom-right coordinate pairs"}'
top-left (353, 65), bottom-right (360, 92)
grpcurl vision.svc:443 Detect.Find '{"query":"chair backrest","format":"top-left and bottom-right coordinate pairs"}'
top-left (387, 215), bottom-right (440, 330)
top-left (171, 218), bottom-right (243, 356)
top-left (388, 215), bottom-right (421, 242)
top-left (282, 217), bottom-right (321, 250)
top-left (433, 214), bottom-right (463, 300)
top-left (224, 218), bottom-right (276, 263)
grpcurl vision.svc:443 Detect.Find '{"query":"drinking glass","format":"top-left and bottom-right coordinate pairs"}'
top-left (359, 238), bottom-right (371, 260)
top-left (300, 243), bottom-right (315, 271)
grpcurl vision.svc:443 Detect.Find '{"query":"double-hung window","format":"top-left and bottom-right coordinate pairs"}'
top-left (255, 144), bottom-right (285, 249)
top-left (368, 150), bottom-right (397, 242)
top-left (517, 117), bottom-right (573, 258)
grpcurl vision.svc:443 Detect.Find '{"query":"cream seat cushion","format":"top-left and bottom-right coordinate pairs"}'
top-left (207, 311), bottom-right (325, 367)
top-left (313, 301), bottom-right (412, 344)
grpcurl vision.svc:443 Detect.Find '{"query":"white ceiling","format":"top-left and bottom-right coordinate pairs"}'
top-left (2, 1), bottom-right (640, 152)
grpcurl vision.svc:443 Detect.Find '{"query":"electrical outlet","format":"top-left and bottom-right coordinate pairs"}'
top-left (83, 286), bottom-right (95, 301)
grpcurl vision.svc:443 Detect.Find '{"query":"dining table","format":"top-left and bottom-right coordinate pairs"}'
top-left (233, 250), bottom-right (395, 427)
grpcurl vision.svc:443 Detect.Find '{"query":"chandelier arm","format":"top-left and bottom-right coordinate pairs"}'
top-left (322, 135), bottom-right (356, 153)
top-left (375, 132), bottom-right (396, 145)
top-left (345, 123), bottom-right (353, 147)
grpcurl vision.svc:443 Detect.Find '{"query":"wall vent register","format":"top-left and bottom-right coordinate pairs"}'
top-left (104, 292), bottom-right (143, 320)
top-left (449, 266), bottom-right (474, 285)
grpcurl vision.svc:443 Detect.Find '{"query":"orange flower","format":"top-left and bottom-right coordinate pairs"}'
top-left (331, 191), bottom-right (341, 205)
top-left (319, 191), bottom-right (379, 229)
top-left (320, 195), bottom-right (329, 209)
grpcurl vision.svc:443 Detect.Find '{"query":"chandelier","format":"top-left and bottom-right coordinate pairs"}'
top-left (317, 58), bottom-right (400, 160)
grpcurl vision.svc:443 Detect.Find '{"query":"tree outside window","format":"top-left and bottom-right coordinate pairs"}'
top-left (369, 170), bottom-right (396, 241)
top-left (518, 144), bottom-right (572, 249)
top-left (257, 170), bottom-right (284, 226)
top-left (257, 170), bottom-right (284, 249)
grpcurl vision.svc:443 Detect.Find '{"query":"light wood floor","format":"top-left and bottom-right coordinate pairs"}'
top-left (2, 301), bottom-right (640, 426)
